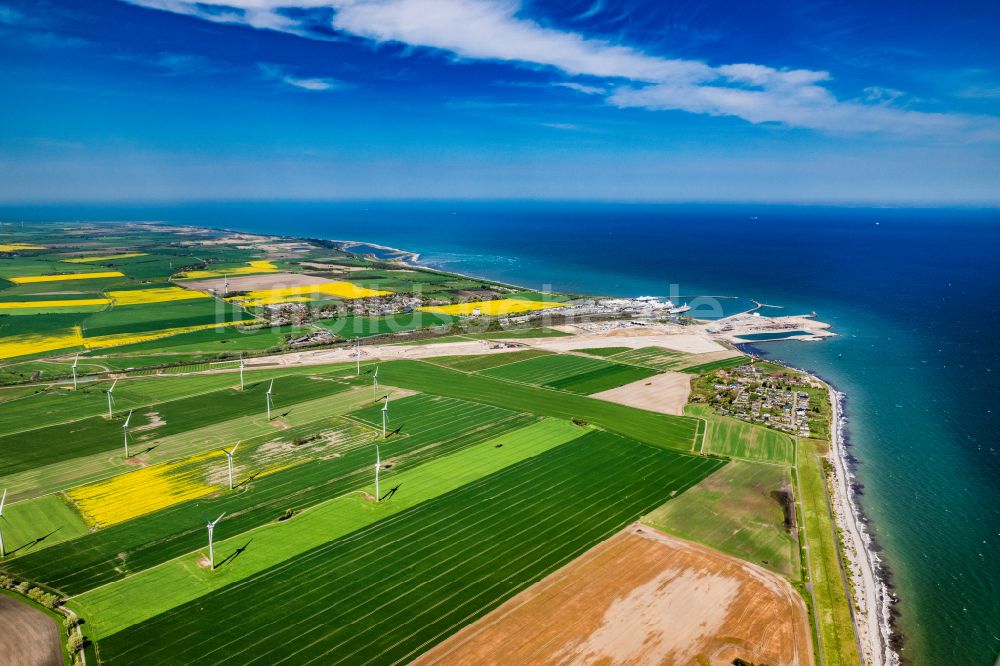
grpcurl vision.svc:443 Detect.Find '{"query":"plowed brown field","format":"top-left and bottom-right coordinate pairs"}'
top-left (414, 524), bottom-right (812, 666)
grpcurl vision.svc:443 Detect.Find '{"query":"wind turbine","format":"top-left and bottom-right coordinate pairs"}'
top-left (223, 273), bottom-right (229, 296)
top-left (206, 512), bottom-right (225, 569)
top-left (106, 379), bottom-right (118, 418)
top-left (381, 395), bottom-right (389, 439)
top-left (374, 444), bottom-right (381, 502)
top-left (122, 409), bottom-right (133, 457)
top-left (71, 354), bottom-right (79, 390)
top-left (265, 379), bottom-right (274, 420)
top-left (239, 356), bottom-right (245, 391)
top-left (373, 365), bottom-right (379, 400)
top-left (223, 441), bottom-right (240, 490)
top-left (355, 340), bottom-right (361, 376)
top-left (0, 489), bottom-right (7, 557)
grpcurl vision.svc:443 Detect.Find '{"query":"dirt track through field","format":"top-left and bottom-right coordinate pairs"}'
top-left (0, 595), bottom-right (61, 666)
top-left (414, 524), bottom-right (812, 666)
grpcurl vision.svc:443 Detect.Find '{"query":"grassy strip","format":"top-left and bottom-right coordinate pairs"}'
top-left (381, 360), bottom-right (700, 451)
top-left (797, 438), bottom-right (861, 665)
top-left (72, 419), bottom-right (586, 639)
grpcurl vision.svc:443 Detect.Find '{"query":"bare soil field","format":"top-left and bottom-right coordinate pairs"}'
top-left (414, 524), bottom-right (812, 666)
top-left (0, 594), bottom-right (62, 666)
top-left (180, 272), bottom-right (330, 292)
top-left (590, 371), bottom-right (691, 415)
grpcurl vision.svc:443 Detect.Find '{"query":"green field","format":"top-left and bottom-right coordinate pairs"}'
top-left (6, 394), bottom-right (536, 594)
top-left (644, 460), bottom-right (800, 579)
top-left (428, 349), bottom-right (552, 371)
top-left (681, 354), bottom-right (749, 374)
top-left (687, 403), bottom-right (796, 464)
top-left (90, 432), bottom-right (723, 664)
top-left (481, 353), bottom-right (657, 393)
top-left (381, 360), bottom-right (700, 451)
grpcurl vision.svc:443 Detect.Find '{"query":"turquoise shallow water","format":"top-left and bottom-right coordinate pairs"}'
top-left (4, 201), bottom-right (999, 665)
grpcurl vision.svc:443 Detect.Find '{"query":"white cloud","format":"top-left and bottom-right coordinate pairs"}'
top-left (556, 81), bottom-right (605, 95)
top-left (122, 0), bottom-right (1000, 139)
top-left (258, 62), bottom-right (349, 91)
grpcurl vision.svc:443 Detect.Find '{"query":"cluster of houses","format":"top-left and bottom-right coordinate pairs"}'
top-left (706, 363), bottom-right (814, 437)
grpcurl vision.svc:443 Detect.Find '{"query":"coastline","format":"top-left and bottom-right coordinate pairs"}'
top-left (826, 382), bottom-right (898, 666)
top-left (740, 339), bottom-right (898, 666)
top-left (162, 220), bottom-right (897, 663)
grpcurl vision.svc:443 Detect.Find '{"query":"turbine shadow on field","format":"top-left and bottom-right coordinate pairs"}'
top-left (216, 539), bottom-right (252, 569)
top-left (234, 471), bottom-right (261, 489)
top-left (379, 485), bottom-right (401, 502)
top-left (7, 527), bottom-right (62, 556)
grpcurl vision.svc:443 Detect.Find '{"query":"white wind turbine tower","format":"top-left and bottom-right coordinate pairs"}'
top-left (265, 379), bottom-right (274, 420)
top-left (71, 354), bottom-right (79, 390)
top-left (355, 340), bottom-right (361, 376)
top-left (223, 441), bottom-right (240, 490)
top-left (0, 489), bottom-right (7, 557)
top-left (206, 512), bottom-right (225, 569)
top-left (239, 355), bottom-right (245, 391)
top-left (122, 409), bottom-right (133, 458)
top-left (381, 395), bottom-right (389, 439)
top-left (373, 365), bottom-right (379, 400)
top-left (223, 273), bottom-right (229, 296)
top-left (106, 379), bottom-right (118, 418)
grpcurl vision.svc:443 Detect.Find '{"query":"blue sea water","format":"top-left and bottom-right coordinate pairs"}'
top-left (3, 201), bottom-right (999, 665)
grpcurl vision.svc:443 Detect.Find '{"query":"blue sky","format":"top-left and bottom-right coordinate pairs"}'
top-left (1, 0), bottom-right (998, 203)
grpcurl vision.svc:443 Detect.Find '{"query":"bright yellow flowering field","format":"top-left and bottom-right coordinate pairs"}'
top-left (0, 327), bottom-right (84, 359)
top-left (231, 281), bottom-right (391, 306)
top-left (419, 298), bottom-right (567, 316)
top-left (8, 271), bottom-right (125, 284)
top-left (107, 286), bottom-right (210, 306)
top-left (68, 451), bottom-right (220, 527)
top-left (0, 243), bottom-right (46, 251)
top-left (177, 260), bottom-right (278, 280)
top-left (0, 298), bottom-right (111, 310)
top-left (63, 253), bottom-right (148, 263)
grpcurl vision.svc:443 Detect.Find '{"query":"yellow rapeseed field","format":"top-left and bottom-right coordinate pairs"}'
top-left (0, 298), bottom-right (111, 310)
top-left (177, 260), bottom-right (278, 280)
top-left (107, 286), bottom-right (210, 306)
top-left (63, 253), bottom-right (148, 263)
top-left (68, 452), bottom-right (219, 527)
top-left (419, 298), bottom-right (567, 316)
top-left (8, 271), bottom-right (125, 284)
top-left (0, 243), bottom-right (46, 251)
top-left (231, 281), bottom-right (391, 306)
top-left (0, 327), bottom-right (84, 359)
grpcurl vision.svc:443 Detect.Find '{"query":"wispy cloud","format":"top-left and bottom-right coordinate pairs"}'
top-left (556, 81), bottom-right (605, 95)
top-left (258, 63), bottom-right (351, 91)
top-left (118, 51), bottom-right (224, 76)
top-left (121, 0), bottom-right (1000, 139)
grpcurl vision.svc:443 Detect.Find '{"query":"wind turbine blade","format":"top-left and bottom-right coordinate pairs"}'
top-left (111, 379), bottom-right (118, 392)
top-left (268, 379), bottom-right (274, 393)
top-left (0, 489), bottom-right (6, 514)
top-left (214, 512), bottom-right (226, 524)
top-left (231, 441), bottom-right (240, 455)
top-left (72, 354), bottom-right (78, 368)
top-left (124, 409), bottom-right (133, 428)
